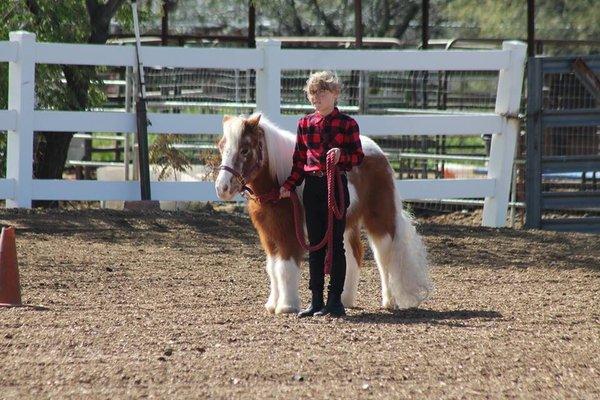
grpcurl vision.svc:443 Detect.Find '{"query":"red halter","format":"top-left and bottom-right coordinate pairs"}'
top-left (218, 141), bottom-right (264, 196)
top-left (221, 146), bottom-right (345, 275)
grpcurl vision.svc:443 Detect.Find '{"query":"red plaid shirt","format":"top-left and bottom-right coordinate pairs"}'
top-left (282, 107), bottom-right (364, 190)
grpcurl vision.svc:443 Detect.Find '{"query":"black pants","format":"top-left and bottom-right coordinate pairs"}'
top-left (303, 174), bottom-right (350, 296)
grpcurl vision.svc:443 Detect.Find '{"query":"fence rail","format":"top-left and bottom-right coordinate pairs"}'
top-left (0, 31), bottom-right (526, 227)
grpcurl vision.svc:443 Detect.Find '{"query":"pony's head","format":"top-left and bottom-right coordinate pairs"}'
top-left (215, 114), bottom-right (265, 200)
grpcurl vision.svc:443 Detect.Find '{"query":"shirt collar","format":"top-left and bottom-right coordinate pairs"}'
top-left (312, 107), bottom-right (340, 122)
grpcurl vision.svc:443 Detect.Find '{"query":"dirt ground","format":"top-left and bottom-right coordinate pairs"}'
top-left (0, 207), bottom-right (598, 399)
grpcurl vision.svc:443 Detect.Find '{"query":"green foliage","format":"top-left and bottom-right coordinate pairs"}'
top-left (0, 1), bottom-right (142, 179)
top-left (442, 0), bottom-right (600, 40)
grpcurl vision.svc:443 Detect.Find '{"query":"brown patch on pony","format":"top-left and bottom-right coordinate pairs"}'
top-left (239, 123), bottom-right (265, 182)
top-left (235, 117), bottom-right (302, 262)
top-left (245, 114), bottom-right (261, 129)
top-left (247, 166), bottom-right (303, 263)
top-left (347, 152), bottom-right (397, 240)
top-left (220, 116), bottom-right (265, 186)
top-left (347, 224), bottom-right (364, 267)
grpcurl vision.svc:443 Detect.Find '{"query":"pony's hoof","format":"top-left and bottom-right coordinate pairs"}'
top-left (275, 304), bottom-right (299, 314)
top-left (341, 295), bottom-right (355, 308)
top-left (265, 302), bottom-right (277, 314)
top-left (382, 298), bottom-right (398, 310)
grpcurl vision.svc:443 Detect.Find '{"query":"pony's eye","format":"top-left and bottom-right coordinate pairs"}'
top-left (240, 148), bottom-right (250, 156)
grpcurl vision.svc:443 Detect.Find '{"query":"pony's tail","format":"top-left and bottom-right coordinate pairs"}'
top-left (386, 193), bottom-right (431, 309)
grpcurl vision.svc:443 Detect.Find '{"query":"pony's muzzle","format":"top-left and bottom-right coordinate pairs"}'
top-left (215, 171), bottom-right (236, 200)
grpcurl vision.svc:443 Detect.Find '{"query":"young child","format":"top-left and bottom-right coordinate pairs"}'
top-left (280, 71), bottom-right (364, 317)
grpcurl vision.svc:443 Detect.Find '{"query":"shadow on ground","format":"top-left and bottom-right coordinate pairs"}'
top-left (344, 308), bottom-right (502, 325)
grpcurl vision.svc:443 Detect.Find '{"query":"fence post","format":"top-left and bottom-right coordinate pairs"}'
top-left (255, 40), bottom-right (281, 123)
top-left (525, 56), bottom-right (543, 229)
top-left (6, 31), bottom-right (36, 209)
top-left (482, 41), bottom-right (527, 227)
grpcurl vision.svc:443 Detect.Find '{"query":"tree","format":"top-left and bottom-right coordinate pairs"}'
top-left (187, 0), bottom-right (423, 41)
top-left (0, 0), bottom-right (131, 206)
top-left (442, 0), bottom-right (600, 43)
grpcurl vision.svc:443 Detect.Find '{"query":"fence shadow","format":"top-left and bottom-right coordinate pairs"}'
top-left (418, 223), bottom-right (600, 272)
top-left (0, 207), bottom-right (258, 245)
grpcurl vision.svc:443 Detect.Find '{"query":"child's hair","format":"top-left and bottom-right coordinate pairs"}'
top-left (304, 71), bottom-right (341, 95)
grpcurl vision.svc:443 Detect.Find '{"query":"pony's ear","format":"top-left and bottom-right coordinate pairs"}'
top-left (246, 114), bottom-right (261, 129)
top-left (222, 115), bottom-right (232, 124)
top-left (217, 136), bottom-right (226, 153)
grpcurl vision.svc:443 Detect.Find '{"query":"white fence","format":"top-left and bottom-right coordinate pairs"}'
top-left (0, 31), bottom-right (526, 227)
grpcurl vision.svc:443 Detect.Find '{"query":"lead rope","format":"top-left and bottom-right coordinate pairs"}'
top-left (290, 151), bottom-right (345, 275)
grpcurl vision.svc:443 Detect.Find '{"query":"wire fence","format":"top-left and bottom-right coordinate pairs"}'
top-left (64, 38), bottom-right (599, 225)
top-left (89, 66), bottom-right (500, 216)
top-left (539, 70), bottom-right (599, 217)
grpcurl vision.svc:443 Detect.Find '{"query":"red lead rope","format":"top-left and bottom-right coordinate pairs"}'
top-left (290, 152), bottom-right (346, 275)
top-left (249, 152), bottom-right (346, 275)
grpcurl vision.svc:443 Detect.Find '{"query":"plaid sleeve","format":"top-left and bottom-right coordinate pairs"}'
top-left (338, 118), bottom-right (364, 169)
top-left (282, 122), bottom-right (307, 190)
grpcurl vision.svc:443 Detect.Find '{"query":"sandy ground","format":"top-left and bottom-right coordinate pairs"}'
top-left (0, 207), bottom-right (598, 399)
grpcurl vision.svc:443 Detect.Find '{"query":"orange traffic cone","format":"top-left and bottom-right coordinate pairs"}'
top-left (0, 226), bottom-right (22, 307)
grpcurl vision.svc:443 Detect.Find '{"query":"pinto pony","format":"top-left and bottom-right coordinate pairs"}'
top-left (215, 114), bottom-right (430, 314)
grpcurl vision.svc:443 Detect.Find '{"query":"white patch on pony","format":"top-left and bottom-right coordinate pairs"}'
top-left (220, 118), bottom-right (244, 169)
top-left (341, 230), bottom-right (360, 308)
top-left (346, 182), bottom-right (358, 216)
top-left (368, 194), bottom-right (431, 309)
top-left (273, 257), bottom-right (300, 314)
top-left (215, 118), bottom-right (245, 199)
top-left (264, 255), bottom-right (278, 314)
top-left (360, 135), bottom-right (385, 157)
top-left (368, 233), bottom-right (395, 309)
top-left (390, 197), bottom-right (431, 308)
top-left (254, 115), bottom-right (295, 185)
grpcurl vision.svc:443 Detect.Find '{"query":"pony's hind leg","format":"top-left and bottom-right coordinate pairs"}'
top-left (341, 225), bottom-right (363, 308)
top-left (367, 233), bottom-right (397, 309)
top-left (273, 257), bottom-right (301, 314)
top-left (366, 206), bottom-right (430, 310)
top-left (264, 255), bottom-right (278, 313)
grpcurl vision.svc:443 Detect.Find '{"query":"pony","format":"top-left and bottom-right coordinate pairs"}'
top-left (215, 113), bottom-right (430, 314)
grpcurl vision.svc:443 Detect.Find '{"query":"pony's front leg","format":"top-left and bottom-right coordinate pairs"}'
top-left (274, 257), bottom-right (301, 314)
top-left (264, 255), bottom-right (279, 313)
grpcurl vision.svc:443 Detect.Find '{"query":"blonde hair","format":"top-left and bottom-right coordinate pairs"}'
top-left (304, 71), bottom-right (341, 95)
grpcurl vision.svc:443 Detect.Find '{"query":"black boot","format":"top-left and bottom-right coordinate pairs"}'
top-left (314, 292), bottom-right (346, 317)
top-left (298, 291), bottom-right (324, 318)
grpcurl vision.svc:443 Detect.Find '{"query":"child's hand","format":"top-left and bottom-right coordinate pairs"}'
top-left (279, 186), bottom-right (291, 199)
top-left (327, 148), bottom-right (341, 164)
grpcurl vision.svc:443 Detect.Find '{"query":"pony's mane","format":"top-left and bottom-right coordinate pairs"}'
top-left (254, 114), bottom-right (296, 186)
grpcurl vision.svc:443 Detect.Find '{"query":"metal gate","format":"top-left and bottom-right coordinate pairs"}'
top-left (526, 55), bottom-right (600, 232)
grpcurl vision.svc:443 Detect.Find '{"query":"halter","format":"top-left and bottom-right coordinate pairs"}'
top-left (220, 140), bottom-right (346, 275)
top-left (219, 141), bottom-right (264, 196)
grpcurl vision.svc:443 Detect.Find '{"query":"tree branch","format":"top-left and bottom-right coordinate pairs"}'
top-left (309, 0), bottom-right (342, 36)
top-left (393, 2), bottom-right (419, 39)
top-left (24, 0), bottom-right (43, 24)
top-left (376, 0), bottom-right (391, 37)
top-left (1, 2), bottom-right (19, 23)
top-left (85, 0), bottom-right (99, 17)
top-left (105, 0), bottom-right (125, 18)
top-left (87, 0), bottom-right (127, 44)
top-left (288, 0), bottom-right (305, 35)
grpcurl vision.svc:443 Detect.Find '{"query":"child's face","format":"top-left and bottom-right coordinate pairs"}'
top-left (307, 87), bottom-right (339, 114)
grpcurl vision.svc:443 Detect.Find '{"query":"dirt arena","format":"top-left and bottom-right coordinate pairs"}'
top-left (1, 207), bottom-right (598, 399)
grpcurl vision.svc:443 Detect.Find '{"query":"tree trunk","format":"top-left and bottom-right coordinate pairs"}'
top-left (392, 2), bottom-right (420, 40)
top-left (29, 0), bottom-right (126, 207)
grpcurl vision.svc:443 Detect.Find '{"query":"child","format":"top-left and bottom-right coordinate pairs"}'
top-left (280, 71), bottom-right (364, 317)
